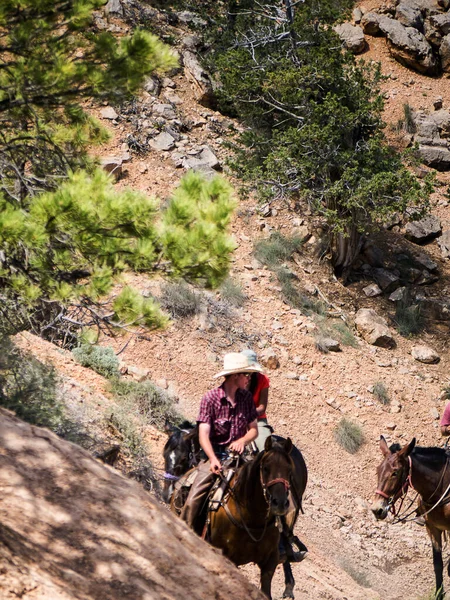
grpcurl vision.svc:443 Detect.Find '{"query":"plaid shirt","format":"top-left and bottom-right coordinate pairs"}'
top-left (197, 385), bottom-right (257, 446)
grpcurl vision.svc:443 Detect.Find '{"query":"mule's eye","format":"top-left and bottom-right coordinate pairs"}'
top-left (391, 470), bottom-right (398, 477)
top-left (263, 466), bottom-right (270, 476)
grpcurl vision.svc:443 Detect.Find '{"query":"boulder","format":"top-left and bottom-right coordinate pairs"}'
top-left (396, 3), bottom-right (423, 30)
top-left (363, 283), bottom-right (383, 297)
top-left (334, 23), bottom-right (367, 53)
top-left (100, 106), bottom-right (119, 120)
top-left (430, 12), bottom-right (450, 35)
top-left (405, 214), bottom-right (442, 243)
top-left (389, 287), bottom-right (407, 302)
top-left (105, 0), bottom-right (123, 16)
top-left (149, 132), bottom-right (176, 151)
top-left (355, 308), bottom-right (396, 348)
top-left (379, 18), bottom-right (438, 74)
top-left (100, 156), bottom-right (122, 180)
top-left (372, 268), bottom-right (401, 293)
top-left (417, 144), bottom-right (450, 169)
top-left (437, 230), bottom-right (450, 257)
top-left (361, 12), bottom-right (388, 35)
top-left (411, 344), bottom-right (440, 363)
top-left (259, 347), bottom-right (280, 369)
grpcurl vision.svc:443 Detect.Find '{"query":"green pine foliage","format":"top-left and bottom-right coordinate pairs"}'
top-left (0, 169), bottom-right (235, 342)
top-left (161, 171), bottom-right (237, 287)
top-left (209, 0), bottom-right (431, 271)
top-left (0, 0), bottom-right (177, 200)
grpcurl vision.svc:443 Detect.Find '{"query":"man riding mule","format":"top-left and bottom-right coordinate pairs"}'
top-left (180, 352), bottom-right (260, 531)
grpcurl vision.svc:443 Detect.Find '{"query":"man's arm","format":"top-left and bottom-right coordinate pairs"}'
top-left (228, 419), bottom-right (258, 454)
top-left (199, 422), bottom-right (222, 473)
top-left (441, 424), bottom-right (450, 437)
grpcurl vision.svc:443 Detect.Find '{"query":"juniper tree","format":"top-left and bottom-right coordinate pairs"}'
top-left (211, 0), bottom-right (432, 275)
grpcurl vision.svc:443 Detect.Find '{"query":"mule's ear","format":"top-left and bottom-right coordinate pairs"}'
top-left (284, 437), bottom-right (293, 454)
top-left (380, 436), bottom-right (390, 457)
top-left (164, 419), bottom-right (173, 435)
top-left (264, 436), bottom-right (273, 452)
top-left (400, 438), bottom-right (416, 457)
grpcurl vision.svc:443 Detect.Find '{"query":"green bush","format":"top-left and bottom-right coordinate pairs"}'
top-left (394, 296), bottom-right (424, 337)
top-left (254, 233), bottom-right (303, 268)
top-left (109, 378), bottom-right (181, 430)
top-left (373, 381), bottom-right (390, 405)
top-left (72, 344), bottom-right (120, 378)
top-left (334, 418), bottom-right (364, 454)
top-left (159, 281), bottom-right (202, 318)
top-left (220, 277), bottom-right (246, 307)
top-left (0, 338), bottom-right (65, 430)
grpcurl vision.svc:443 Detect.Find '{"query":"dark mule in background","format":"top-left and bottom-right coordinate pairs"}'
top-left (162, 420), bottom-right (200, 503)
top-left (163, 428), bottom-right (307, 599)
top-left (372, 436), bottom-right (450, 600)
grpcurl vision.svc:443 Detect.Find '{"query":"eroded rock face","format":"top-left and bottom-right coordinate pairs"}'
top-left (0, 409), bottom-right (265, 600)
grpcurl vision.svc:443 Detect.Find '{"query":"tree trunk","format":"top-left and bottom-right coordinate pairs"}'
top-left (331, 226), bottom-right (364, 281)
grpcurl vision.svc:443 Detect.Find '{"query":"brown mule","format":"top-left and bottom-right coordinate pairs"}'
top-left (171, 436), bottom-right (307, 599)
top-left (372, 436), bottom-right (450, 600)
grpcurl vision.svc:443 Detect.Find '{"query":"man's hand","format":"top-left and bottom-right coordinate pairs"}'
top-left (229, 438), bottom-right (245, 454)
top-left (209, 456), bottom-right (222, 473)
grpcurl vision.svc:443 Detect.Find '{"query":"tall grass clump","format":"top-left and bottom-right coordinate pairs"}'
top-left (373, 381), bottom-right (390, 405)
top-left (220, 277), bottom-right (246, 307)
top-left (72, 344), bottom-right (119, 378)
top-left (109, 378), bottom-right (180, 430)
top-left (334, 418), bottom-right (364, 454)
top-left (159, 281), bottom-right (202, 318)
top-left (394, 295), bottom-right (424, 337)
top-left (254, 232), bottom-right (304, 268)
top-left (276, 268), bottom-right (325, 316)
top-left (403, 102), bottom-right (416, 134)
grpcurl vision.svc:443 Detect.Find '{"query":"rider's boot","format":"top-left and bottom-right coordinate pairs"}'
top-left (279, 533), bottom-right (308, 563)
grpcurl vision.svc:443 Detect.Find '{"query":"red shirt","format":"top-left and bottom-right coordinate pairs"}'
top-left (441, 402), bottom-right (450, 427)
top-left (252, 373), bottom-right (270, 420)
top-left (197, 385), bottom-right (257, 446)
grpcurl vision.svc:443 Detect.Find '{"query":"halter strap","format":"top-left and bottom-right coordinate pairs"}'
top-left (164, 472), bottom-right (180, 481)
top-left (266, 477), bottom-right (290, 491)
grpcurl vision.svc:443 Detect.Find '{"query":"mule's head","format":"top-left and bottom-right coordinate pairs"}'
top-left (260, 436), bottom-right (294, 516)
top-left (371, 436), bottom-right (415, 520)
top-left (162, 420), bottom-right (199, 503)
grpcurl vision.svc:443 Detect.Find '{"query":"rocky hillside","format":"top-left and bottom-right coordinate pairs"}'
top-left (3, 0), bottom-right (450, 599)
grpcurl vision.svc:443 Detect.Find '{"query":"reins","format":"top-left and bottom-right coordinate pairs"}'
top-left (216, 455), bottom-right (290, 543)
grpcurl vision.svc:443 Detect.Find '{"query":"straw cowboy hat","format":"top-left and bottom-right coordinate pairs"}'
top-left (214, 352), bottom-right (262, 379)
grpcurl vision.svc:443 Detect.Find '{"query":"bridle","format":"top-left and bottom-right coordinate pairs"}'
top-left (375, 456), bottom-right (413, 518)
top-left (376, 454), bottom-right (450, 523)
top-left (219, 452), bottom-right (292, 543)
